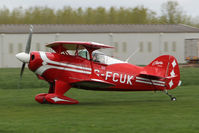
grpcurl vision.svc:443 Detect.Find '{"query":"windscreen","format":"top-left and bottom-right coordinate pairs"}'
top-left (78, 49), bottom-right (124, 65)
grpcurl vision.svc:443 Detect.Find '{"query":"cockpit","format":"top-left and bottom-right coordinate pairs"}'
top-left (47, 41), bottom-right (125, 65)
top-left (78, 49), bottom-right (124, 65)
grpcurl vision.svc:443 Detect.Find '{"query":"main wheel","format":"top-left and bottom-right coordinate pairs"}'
top-left (35, 93), bottom-right (48, 104)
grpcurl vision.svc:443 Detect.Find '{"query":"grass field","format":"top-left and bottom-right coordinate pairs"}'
top-left (0, 68), bottom-right (199, 133)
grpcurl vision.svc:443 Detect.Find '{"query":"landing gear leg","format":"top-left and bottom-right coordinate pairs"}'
top-left (164, 90), bottom-right (176, 101)
top-left (45, 80), bottom-right (79, 104)
top-left (35, 81), bottom-right (79, 104)
top-left (48, 81), bottom-right (55, 93)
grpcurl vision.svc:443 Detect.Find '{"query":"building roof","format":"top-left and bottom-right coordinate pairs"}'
top-left (0, 24), bottom-right (199, 34)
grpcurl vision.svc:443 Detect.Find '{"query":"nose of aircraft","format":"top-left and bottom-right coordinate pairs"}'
top-left (16, 52), bottom-right (30, 63)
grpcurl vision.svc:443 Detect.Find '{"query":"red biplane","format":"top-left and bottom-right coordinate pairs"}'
top-left (16, 26), bottom-right (181, 104)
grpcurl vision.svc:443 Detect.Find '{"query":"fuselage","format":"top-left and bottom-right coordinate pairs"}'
top-left (28, 51), bottom-right (166, 91)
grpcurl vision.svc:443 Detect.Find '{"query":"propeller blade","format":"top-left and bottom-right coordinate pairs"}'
top-left (20, 25), bottom-right (33, 79)
top-left (20, 63), bottom-right (26, 79)
top-left (25, 25), bottom-right (33, 54)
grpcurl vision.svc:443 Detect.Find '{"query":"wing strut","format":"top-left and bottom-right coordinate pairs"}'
top-left (86, 47), bottom-right (96, 77)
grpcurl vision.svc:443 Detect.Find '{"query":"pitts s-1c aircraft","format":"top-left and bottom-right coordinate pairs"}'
top-left (16, 26), bottom-right (181, 104)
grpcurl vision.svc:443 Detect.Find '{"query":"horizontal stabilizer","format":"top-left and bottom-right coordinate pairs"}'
top-left (139, 73), bottom-right (164, 80)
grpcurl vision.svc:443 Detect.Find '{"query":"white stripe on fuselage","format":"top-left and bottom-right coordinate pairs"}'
top-left (39, 51), bottom-right (91, 71)
top-left (35, 52), bottom-right (92, 75)
top-left (135, 76), bottom-right (165, 87)
top-left (135, 80), bottom-right (165, 87)
top-left (35, 65), bottom-right (91, 75)
top-left (136, 77), bottom-right (165, 84)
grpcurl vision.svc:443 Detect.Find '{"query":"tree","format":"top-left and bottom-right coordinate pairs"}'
top-left (160, 1), bottom-right (191, 24)
top-left (0, 4), bottom-right (197, 25)
top-left (94, 7), bottom-right (107, 24)
top-left (0, 7), bottom-right (10, 24)
top-left (108, 7), bottom-right (117, 24)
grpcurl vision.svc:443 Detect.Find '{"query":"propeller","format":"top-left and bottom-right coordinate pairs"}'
top-left (16, 25), bottom-right (33, 79)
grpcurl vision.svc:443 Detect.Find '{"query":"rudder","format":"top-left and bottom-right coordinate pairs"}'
top-left (144, 55), bottom-right (181, 90)
top-left (165, 56), bottom-right (181, 90)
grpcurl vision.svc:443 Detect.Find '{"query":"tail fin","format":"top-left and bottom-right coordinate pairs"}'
top-left (143, 55), bottom-right (181, 90)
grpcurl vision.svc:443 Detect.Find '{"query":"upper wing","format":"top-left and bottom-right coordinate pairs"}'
top-left (46, 41), bottom-right (113, 53)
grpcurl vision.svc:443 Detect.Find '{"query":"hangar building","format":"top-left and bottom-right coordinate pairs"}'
top-left (0, 24), bottom-right (199, 67)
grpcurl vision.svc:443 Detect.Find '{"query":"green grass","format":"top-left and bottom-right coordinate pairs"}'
top-left (0, 67), bottom-right (199, 133)
top-left (0, 68), bottom-right (48, 89)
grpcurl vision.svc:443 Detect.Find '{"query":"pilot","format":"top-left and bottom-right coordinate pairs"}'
top-left (93, 53), bottom-right (105, 64)
top-left (93, 53), bottom-right (99, 62)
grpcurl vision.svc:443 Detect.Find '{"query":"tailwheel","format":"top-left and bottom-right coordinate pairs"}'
top-left (163, 90), bottom-right (176, 101)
